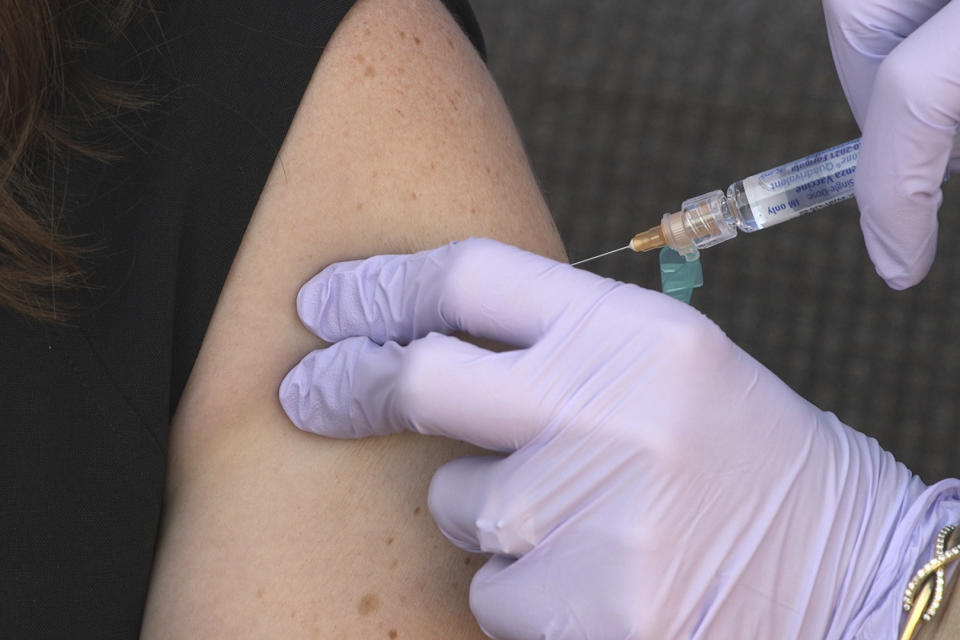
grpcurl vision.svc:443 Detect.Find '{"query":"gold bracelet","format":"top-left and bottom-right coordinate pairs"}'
top-left (899, 523), bottom-right (960, 640)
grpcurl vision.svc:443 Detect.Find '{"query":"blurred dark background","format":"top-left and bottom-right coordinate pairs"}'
top-left (470, 0), bottom-right (960, 482)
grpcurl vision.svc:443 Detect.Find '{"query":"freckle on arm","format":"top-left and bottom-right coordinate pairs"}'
top-left (357, 593), bottom-right (381, 616)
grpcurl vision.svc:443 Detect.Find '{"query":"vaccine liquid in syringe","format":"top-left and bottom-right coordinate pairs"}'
top-left (733, 139), bottom-right (860, 231)
top-left (658, 139), bottom-right (863, 258)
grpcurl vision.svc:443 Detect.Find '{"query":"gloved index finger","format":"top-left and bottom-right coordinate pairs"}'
top-left (823, 0), bottom-right (948, 129)
top-left (855, 1), bottom-right (960, 288)
top-left (295, 237), bottom-right (613, 347)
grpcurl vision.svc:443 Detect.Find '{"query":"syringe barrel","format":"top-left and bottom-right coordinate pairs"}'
top-left (730, 138), bottom-right (861, 232)
top-left (661, 135), bottom-right (958, 257)
top-left (661, 138), bottom-right (863, 259)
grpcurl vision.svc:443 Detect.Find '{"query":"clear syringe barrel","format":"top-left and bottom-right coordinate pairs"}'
top-left (661, 138), bottom-right (862, 259)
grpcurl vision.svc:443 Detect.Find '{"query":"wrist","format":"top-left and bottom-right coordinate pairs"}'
top-left (843, 478), bottom-right (960, 639)
top-left (921, 566), bottom-right (960, 640)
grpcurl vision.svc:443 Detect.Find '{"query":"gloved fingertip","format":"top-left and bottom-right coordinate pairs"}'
top-left (858, 194), bottom-right (939, 291)
top-left (278, 349), bottom-right (346, 437)
top-left (863, 232), bottom-right (936, 290)
top-left (296, 273), bottom-right (335, 339)
top-left (279, 363), bottom-right (309, 432)
top-left (877, 267), bottom-right (927, 291)
top-left (866, 249), bottom-right (933, 290)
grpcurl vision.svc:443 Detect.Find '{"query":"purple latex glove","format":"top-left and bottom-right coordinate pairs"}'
top-left (280, 239), bottom-right (960, 639)
top-left (823, 0), bottom-right (960, 289)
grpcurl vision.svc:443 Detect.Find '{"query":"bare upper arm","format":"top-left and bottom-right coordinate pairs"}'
top-left (141, 0), bottom-right (564, 637)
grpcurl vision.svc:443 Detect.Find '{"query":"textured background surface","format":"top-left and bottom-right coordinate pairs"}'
top-left (470, 0), bottom-right (960, 482)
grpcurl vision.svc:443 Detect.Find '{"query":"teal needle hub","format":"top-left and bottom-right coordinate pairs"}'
top-left (659, 248), bottom-right (703, 304)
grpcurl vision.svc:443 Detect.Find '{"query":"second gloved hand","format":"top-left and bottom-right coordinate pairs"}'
top-left (823, 0), bottom-right (960, 289)
top-left (281, 238), bottom-right (958, 639)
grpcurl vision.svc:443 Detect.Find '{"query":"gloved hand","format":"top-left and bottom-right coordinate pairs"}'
top-left (823, 0), bottom-right (960, 289)
top-left (280, 238), bottom-right (960, 639)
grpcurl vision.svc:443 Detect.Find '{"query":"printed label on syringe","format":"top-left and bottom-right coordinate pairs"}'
top-left (741, 140), bottom-right (860, 229)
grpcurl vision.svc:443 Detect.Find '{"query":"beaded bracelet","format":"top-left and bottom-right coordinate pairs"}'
top-left (899, 523), bottom-right (960, 640)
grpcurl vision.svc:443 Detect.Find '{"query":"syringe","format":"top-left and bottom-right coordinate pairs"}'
top-left (572, 137), bottom-right (888, 265)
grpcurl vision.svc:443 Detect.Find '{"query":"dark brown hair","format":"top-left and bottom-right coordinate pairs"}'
top-left (0, 0), bottom-right (147, 322)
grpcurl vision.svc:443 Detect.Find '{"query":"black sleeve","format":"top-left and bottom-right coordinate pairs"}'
top-left (442, 0), bottom-right (487, 60)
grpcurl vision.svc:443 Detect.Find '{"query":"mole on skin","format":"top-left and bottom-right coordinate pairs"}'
top-left (357, 593), bottom-right (381, 616)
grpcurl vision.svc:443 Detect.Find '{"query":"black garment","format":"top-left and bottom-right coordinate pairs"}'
top-left (0, 2), bottom-right (484, 637)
